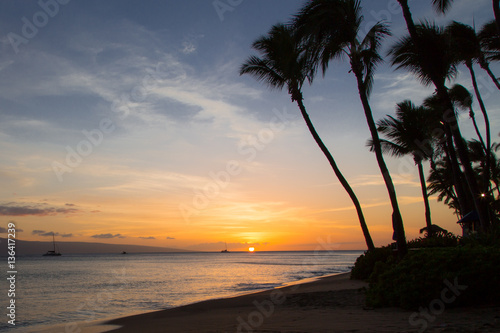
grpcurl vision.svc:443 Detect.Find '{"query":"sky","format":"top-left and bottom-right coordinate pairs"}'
top-left (0, 0), bottom-right (499, 252)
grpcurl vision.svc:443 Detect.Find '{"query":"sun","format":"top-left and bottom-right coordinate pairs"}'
top-left (248, 247), bottom-right (255, 252)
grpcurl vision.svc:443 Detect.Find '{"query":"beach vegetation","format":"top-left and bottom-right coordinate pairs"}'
top-left (365, 245), bottom-right (500, 309)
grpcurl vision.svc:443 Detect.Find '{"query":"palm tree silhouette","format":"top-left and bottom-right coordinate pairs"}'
top-left (447, 21), bottom-right (492, 187)
top-left (478, 20), bottom-right (500, 89)
top-left (480, 20), bottom-right (500, 60)
top-left (294, 0), bottom-right (407, 256)
top-left (388, 21), bottom-right (490, 232)
top-left (240, 24), bottom-right (375, 250)
top-left (372, 101), bottom-right (438, 236)
top-left (448, 84), bottom-right (487, 153)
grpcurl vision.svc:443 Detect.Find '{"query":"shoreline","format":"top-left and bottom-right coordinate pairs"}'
top-left (27, 271), bottom-right (500, 333)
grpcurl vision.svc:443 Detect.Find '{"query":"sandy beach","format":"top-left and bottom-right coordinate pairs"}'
top-left (34, 272), bottom-right (499, 333)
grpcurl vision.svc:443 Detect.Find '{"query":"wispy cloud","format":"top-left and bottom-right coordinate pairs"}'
top-left (0, 202), bottom-right (80, 216)
top-left (139, 236), bottom-right (156, 240)
top-left (350, 174), bottom-right (420, 188)
top-left (31, 230), bottom-right (73, 237)
top-left (91, 233), bottom-right (126, 239)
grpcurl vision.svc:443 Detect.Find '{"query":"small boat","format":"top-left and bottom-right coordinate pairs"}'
top-left (121, 251), bottom-right (127, 254)
top-left (221, 242), bottom-right (230, 253)
top-left (43, 234), bottom-right (61, 256)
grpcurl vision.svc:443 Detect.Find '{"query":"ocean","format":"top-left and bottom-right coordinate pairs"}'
top-left (5, 251), bottom-right (363, 332)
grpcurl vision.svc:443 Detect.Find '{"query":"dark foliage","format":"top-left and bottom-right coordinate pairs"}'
top-left (365, 246), bottom-right (500, 310)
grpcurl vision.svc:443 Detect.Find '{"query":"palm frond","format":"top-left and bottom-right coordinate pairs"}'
top-left (240, 56), bottom-right (286, 91)
top-left (432, 0), bottom-right (454, 14)
top-left (388, 21), bottom-right (458, 87)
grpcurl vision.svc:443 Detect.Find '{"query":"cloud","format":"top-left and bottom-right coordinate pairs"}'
top-left (91, 233), bottom-right (126, 239)
top-left (139, 236), bottom-right (156, 240)
top-left (32, 230), bottom-right (59, 237)
top-left (181, 41), bottom-right (196, 55)
top-left (1, 227), bottom-right (23, 233)
top-left (0, 202), bottom-right (80, 216)
top-left (166, 236), bottom-right (175, 240)
top-left (61, 233), bottom-right (73, 238)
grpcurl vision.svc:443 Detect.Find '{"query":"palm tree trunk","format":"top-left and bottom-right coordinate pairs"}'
top-left (469, 107), bottom-right (487, 152)
top-left (397, 0), bottom-right (419, 39)
top-left (493, 0), bottom-right (500, 35)
top-left (416, 159), bottom-right (432, 235)
top-left (480, 61), bottom-right (500, 90)
top-left (443, 127), bottom-right (470, 217)
top-left (468, 63), bottom-right (492, 193)
top-left (438, 87), bottom-right (490, 232)
top-left (294, 93), bottom-right (375, 251)
top-left (351, 68), bottom-right (407, 257)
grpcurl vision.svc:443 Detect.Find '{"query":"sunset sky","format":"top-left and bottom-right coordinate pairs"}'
top-left (1, 0), bottom-right (499, 251)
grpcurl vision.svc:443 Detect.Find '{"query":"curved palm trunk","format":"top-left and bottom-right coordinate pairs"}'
top-left (397, 0), bottom-right (490, 232)
top-left (438, 87), bottom-right (490, 231)
top-left (468, 63), bottom-right (492, 192)
top-left (494, 0), bottom-right (500, 34)
top-left (416, 158), bottom-right (432, 235)
top-left (443, 134), bottom-right (470, 216)
top-left (469, 107), bottom-right (487, 152)
top-left (351, 68), bottom-right (407, 257)
top-left (480, 61), bottom-right (500, 90)
top-left (293, 92), bottom-right (375, 251)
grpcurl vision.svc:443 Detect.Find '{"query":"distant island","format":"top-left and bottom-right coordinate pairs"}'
top-left (0, 238), bottom-right (191, 256)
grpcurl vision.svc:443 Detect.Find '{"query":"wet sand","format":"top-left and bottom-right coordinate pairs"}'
top-left (33, 272), bottom-right (500, 333)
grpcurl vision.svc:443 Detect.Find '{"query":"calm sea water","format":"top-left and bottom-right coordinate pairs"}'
top-left (4, 251), bottom-right (362, 332)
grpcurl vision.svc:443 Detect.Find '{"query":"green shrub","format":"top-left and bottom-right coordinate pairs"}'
top-left (365, 246), bottom-right (500, 310)
top-left (407, 233), bottom-right (460, 249)
top-left (350, 246), bottom-right (393, 280)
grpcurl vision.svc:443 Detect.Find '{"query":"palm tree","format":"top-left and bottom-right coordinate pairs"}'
top-left (294, 0), bottom-right (407, 256)
top-left (448, 84), bottom-right (486, 152)
top-left (388, 21), bottom-right (490, 232)
top-left (427, 159), bottom-right (461, 216)
top-left (372, 101), bottom-right (437, 235)
top-left (446, 22), bottom-right (492, 181)
top-left (423, 93), bottom-right (474, 217)
top-left (396, 0), bottom-right (454, 42)
top-left (478, 20), bottom-right (500, 89)
top-left (479, 20), bottom-right (500, 62)
top-left (240, 24), bottom-right (375, 250)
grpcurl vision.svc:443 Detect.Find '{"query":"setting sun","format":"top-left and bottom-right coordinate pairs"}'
top-left (248, 247), bottom-right (255, 252)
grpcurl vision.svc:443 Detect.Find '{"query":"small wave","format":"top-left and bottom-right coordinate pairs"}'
top-left (232, 282), bottom-right (282, 292)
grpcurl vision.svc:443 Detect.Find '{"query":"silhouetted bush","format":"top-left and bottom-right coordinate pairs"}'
top-left (407, 233), bottom-right (460, 248)
top-left (365, 246), bottom-right (500, 310)
top-left (350, 246), bottom-right (393, 280)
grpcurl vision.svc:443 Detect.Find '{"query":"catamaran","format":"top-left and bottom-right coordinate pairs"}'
top-left (221, 242), bottom-right (230, 253)
top-left (43, 234), bottom-right (61, 256)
